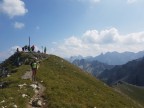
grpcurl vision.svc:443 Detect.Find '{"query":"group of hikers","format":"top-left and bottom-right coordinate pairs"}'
top-left (19, 38), bottom-right (46, 81)
top-left (16, 45), bottom-right (47, 82)
top-left (17, 45), bottom-right (36, 52)
top-left (17, 45), bottom-right (47, 54)
top-left (0, 42), bottom-right (48, 84)
top-left (22, 45), bottom-right (35, 52)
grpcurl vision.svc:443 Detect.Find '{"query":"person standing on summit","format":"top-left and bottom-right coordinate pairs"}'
top-left (31, 45), bottom-right (35, 52)
top-left (44, 47), bottom-right (47, 54)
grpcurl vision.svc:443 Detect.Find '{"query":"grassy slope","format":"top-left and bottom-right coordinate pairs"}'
top-left (37, 55), bottom-right (141, 108)
top-left (0, 52), bottom-right (48, 108)
top-left (0, 65), bottom-right (34, 108)
top-left (114, 82), bottom-right (144, 107)
top-left (0, 53), bottom-right (142, 108)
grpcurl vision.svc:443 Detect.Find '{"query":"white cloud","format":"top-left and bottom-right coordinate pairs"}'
top-left (50, 28), bottom-right (144, 57)
top-left (0, 0), bottom-right (28, 18)
top-left (83, 28), bottom-right (120, 44)
top-left (9, 46), bottom-right (22, 54)
top-left (34, 46), bottom-right (40, 52)
top-left (14, 22), bottom-right (25, 29)
top-left (0, 46), bottom-right (22, 61)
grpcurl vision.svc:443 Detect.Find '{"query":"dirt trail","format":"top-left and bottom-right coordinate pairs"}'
top-left (22, 70), bottom-right (47, 108)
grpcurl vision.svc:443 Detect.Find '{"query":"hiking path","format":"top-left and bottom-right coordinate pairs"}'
top-left (22, 70), bottom-right (47, 108)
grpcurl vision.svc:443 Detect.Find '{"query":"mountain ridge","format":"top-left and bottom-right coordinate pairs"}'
top-left (68, 50), bottom-right (144, 65)
top-left (0, 52), bottom-right (142, 107)
top-left (72, 59), bottom-right (113, 76)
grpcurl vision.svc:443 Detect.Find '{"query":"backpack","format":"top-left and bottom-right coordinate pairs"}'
top-left (32, 62), bottom-right (37, 69)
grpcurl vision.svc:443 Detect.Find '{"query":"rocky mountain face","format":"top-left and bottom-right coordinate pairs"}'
top-left (66, 55), bottom-right (84, 62)
top-left (98, 57), bottom-right (144, 86)
top-left (71, 51), bottom-right (144, 87)
top-left (72, 59), bottom-right (113, 76)
top-left (68, 51), bottom-right (144, 65)
top-left (94, 51), bottom-right (144, 65)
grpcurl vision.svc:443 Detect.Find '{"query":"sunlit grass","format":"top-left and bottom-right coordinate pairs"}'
top-left (38, 55), bottom-right (141, 108)
top-left (0, 65), bottom-right (34, 108)
top-left (0, 53), bottom-right (142, 108)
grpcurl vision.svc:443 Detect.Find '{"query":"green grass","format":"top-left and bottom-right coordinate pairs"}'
top-left (114, 82), bottom-right (144, 107)
top-left (0, 65), bottom-right (34, 108)
top-left (37, 55), bottom-right (141, 108)
top-left (0, 53), bottom-right (143, 108)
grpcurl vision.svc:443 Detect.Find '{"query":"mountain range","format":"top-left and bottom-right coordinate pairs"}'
top-left (68, 51), bottom-right (144, 65)
top-left (72, 59), bottom-right (113, 76)
top-left (70, 51), bottom-right (144, 87)
top-left (69, 51), bottom-right (144, 107)
top-left (70, 51), bottom-right (144, 85)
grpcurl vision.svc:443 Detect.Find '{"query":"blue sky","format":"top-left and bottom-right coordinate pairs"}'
top-left (1, 0), bottom-right (144, 60)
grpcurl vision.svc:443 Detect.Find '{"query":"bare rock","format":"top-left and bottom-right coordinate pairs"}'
top-left (32, 98), bottom-right (42, 107)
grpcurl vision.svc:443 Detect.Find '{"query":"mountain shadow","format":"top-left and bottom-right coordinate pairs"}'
top-left (98, 57), bottom-right (144, 86)
top-left (72, 59), bottom-right (113, 76)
